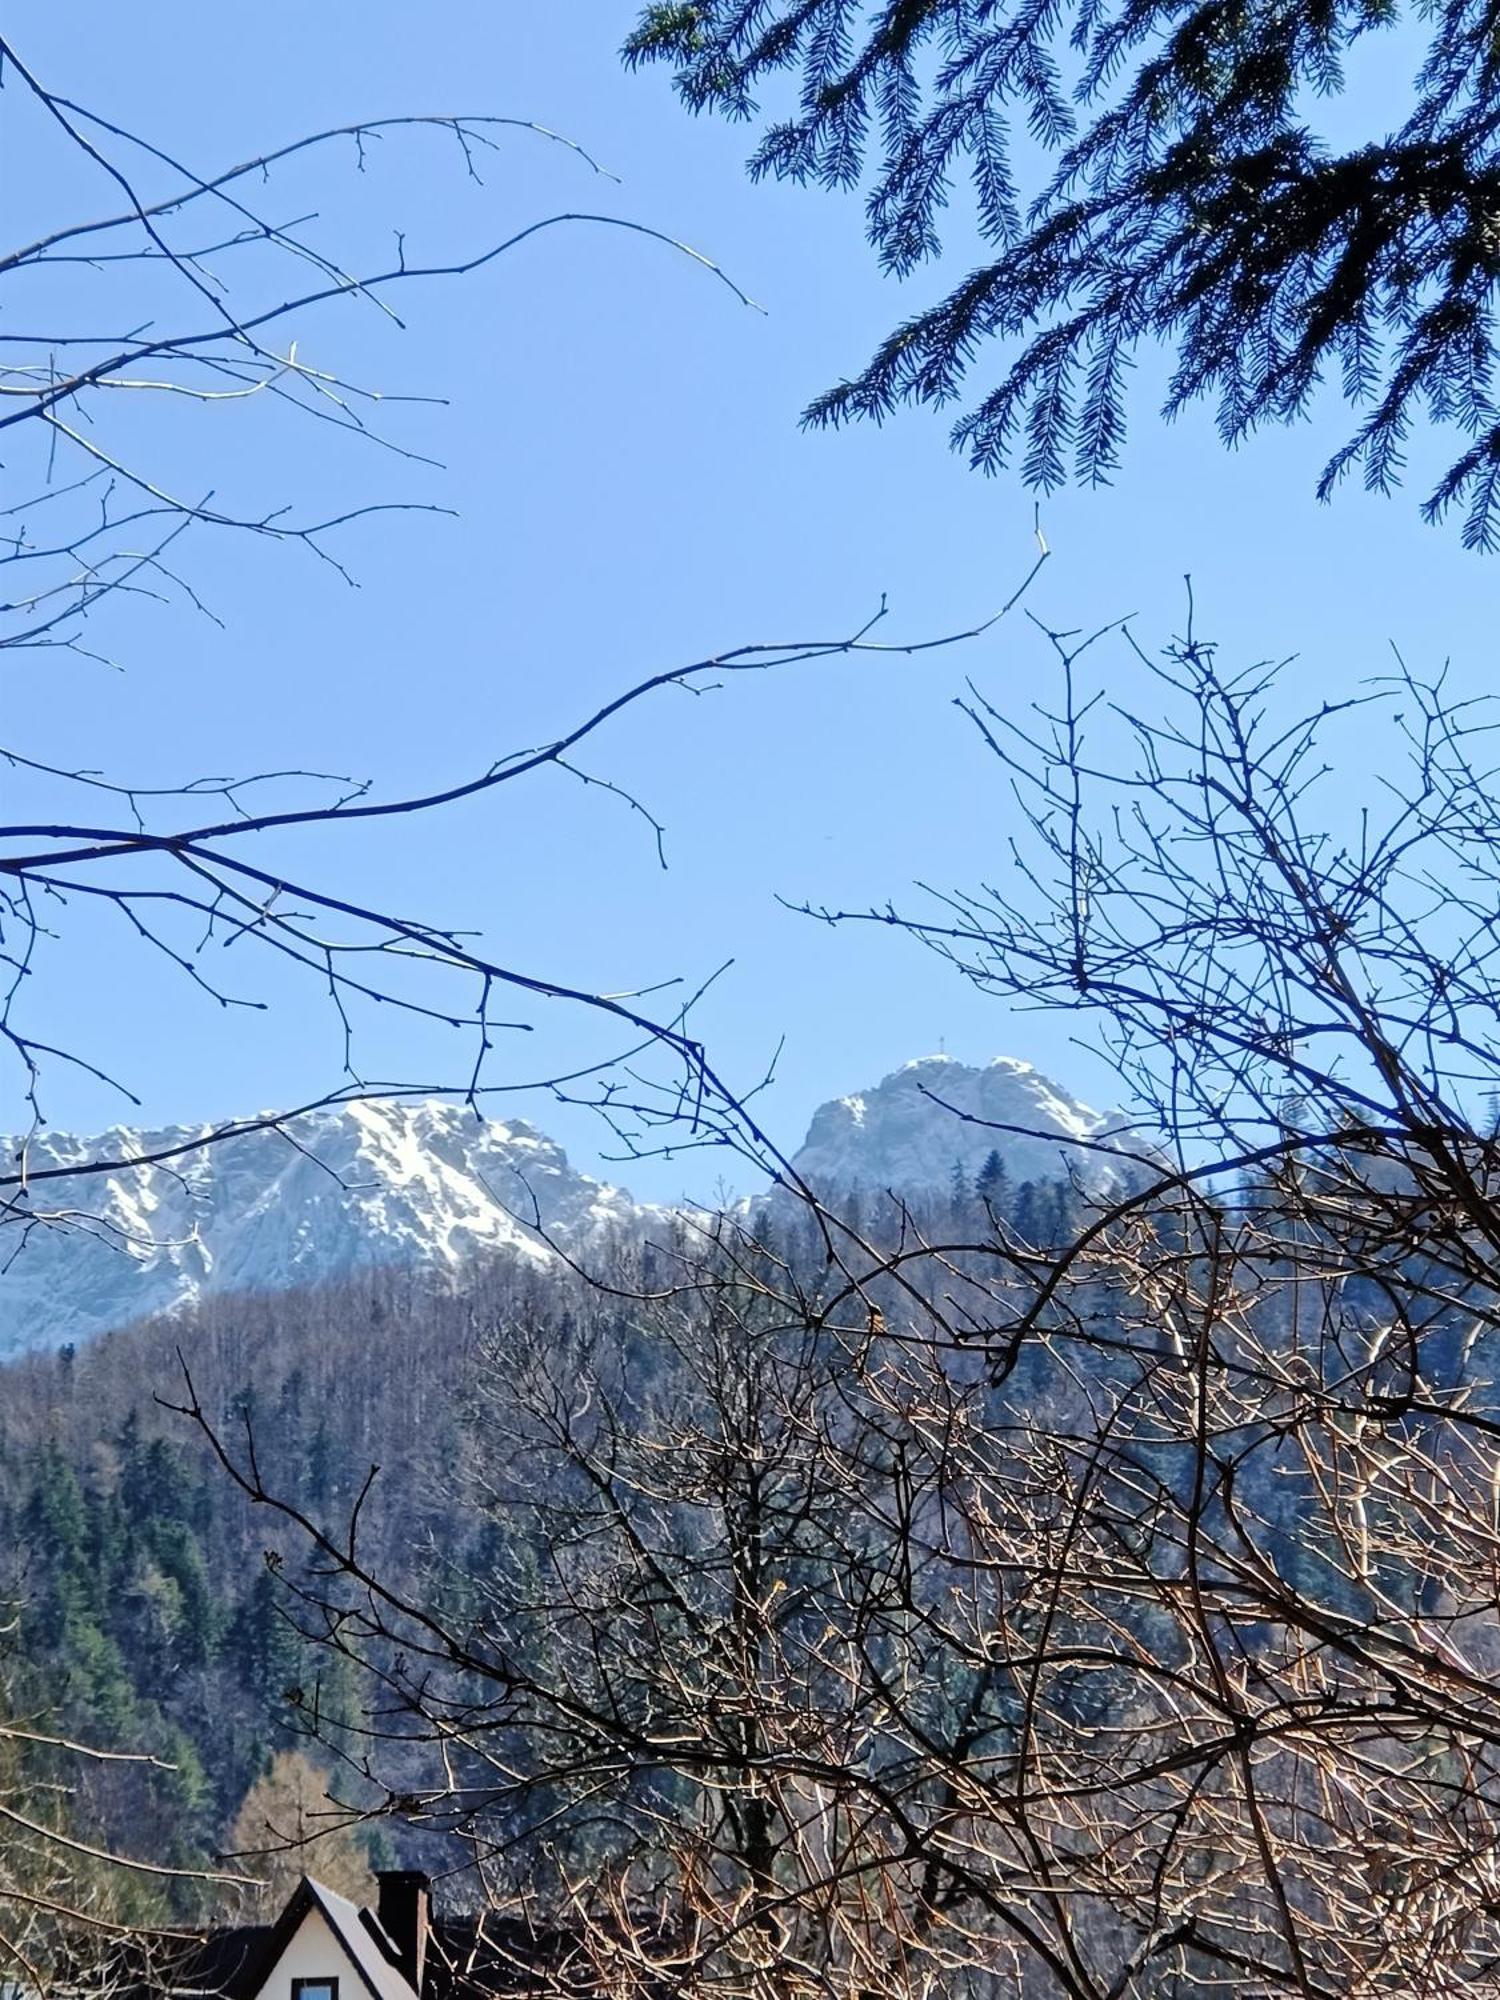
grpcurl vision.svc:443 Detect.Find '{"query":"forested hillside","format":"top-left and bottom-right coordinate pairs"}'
top-left (7, 1101), bottom-right (1500, 1999)
top-left (0, 1253), bottom-right (561, 1917)
top-left (0, 1162), bottom-right (1081, 1922)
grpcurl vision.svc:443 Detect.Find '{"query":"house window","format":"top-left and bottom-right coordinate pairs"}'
top-left (292, 1979), bottom-right (339, 2000)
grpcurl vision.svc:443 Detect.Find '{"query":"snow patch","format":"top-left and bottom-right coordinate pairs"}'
top-left (0, 1098), bottom-right (641, 1356)
top-left (790, 1055), bottom-right (1141, 1199)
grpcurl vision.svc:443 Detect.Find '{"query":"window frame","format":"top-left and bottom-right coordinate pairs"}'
top-left (292, 1978), bottom-right (340, 2000)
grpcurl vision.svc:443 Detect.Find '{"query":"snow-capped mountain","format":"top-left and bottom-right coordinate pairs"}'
top-left (788, 1055), bottom-right (1137, 1199)
top-left (0, 1098), bottom-right (640, 1356)
top-left (0, 1058), bottom-right (1147, 1358)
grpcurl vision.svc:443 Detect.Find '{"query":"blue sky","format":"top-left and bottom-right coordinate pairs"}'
top-left (7, 6), bottom-right (1497, 1198)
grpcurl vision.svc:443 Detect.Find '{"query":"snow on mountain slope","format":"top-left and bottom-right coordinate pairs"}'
top-left (0, 1098), bottom-right (639, 1356)
top-left (1, 1057), bottom-right (1147, 1358)
top-left (788, 1055), bottom-right (1139, 1198)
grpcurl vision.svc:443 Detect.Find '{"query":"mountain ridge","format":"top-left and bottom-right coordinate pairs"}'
top-left (788, 1052), bottom-right (1133, 1198)
top-left (2, 1057), bottom-right (1137, 1355)
top-left (0, 1097), bottom-right (638, 1356)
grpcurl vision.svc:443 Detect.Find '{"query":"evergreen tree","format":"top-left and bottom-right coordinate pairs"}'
top-left (231, 1566), bottom-right (306, 1722)
top-left (307, 1417), bottom-right (335, 1506)
top-left (975, 1148), bottom-right (1010, 1219)
top-left (948, 1157), bottom-right (972, 1230)
top-left (630, 1), bottom-right (1500, 544)
top-left (24, 1446), bottom-right (94, 1647)
top-left (1012, 1180), bottom-right (1043, 1247)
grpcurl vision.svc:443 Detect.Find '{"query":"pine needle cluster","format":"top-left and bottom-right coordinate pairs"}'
top-left (629, 0), bottom-right (1500, 545)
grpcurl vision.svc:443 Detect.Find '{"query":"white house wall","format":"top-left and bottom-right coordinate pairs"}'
top-left (254, 1907), bottom-right (351, 2000)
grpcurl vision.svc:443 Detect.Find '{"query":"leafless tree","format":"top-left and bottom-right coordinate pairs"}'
top-left (0, 26), bottom-right (1045, 1261)
top-left (176, 611), bottom-right (1500, 1996)
top-left (0, 29), bottom-right (1040, 1983)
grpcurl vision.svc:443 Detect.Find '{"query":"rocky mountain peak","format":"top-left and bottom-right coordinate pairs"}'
top-left (1, 1057), bottom-right (1145, 1356)
top-left (0, 1097), bottom-right (638, 1356)
top-left (788, 1054), bottom-right (1133, 1198)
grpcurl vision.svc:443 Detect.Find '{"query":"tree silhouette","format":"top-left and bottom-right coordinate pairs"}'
top-left (630, 0), bottom-right (1500, 545)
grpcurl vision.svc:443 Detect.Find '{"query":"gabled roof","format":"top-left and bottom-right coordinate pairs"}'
top-left (235, 1879), bottom-right (415, 2000)
top-left (84, 1877), bottom-right (578, 2000)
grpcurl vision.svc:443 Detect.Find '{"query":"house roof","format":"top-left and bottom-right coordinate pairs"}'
top-left (89, 1879), bottom-right (570, 2000)
top-left (298, 1880), bottom-right (416, 2000)
top-left (103, 1880), bottom-right (416, 2000)
top-left (104, 1924), bottom-right (271, 1999)
top-left (92, 1872), bottom-right (576, 2000)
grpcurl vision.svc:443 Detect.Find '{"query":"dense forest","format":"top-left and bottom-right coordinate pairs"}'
top-left (0, 1162), bottom-right (1083, 1925)
top-left (0, 1253), bottom-right (553, 1920)
top-left (9, 1135), bottom-right (1481, 2000)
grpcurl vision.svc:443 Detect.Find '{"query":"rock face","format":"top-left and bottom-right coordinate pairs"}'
top-left (0, 1098), bottom-right (639, 1356)
top-left (0, 1057), bottom-right (1146, 1357)
top-left (788, 1054), bottom-right (1133, 1199)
